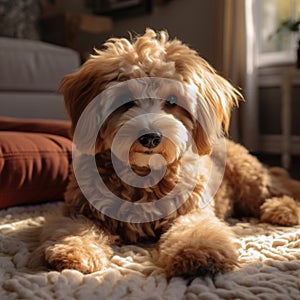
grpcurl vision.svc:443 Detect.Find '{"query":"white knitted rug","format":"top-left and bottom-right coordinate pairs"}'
top-left (1, 202), bottom-right (300, 300)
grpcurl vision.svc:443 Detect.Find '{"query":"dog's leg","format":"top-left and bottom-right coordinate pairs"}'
top-left (156, 210), bottom-right (238, 277)
top-left (31, 212), bottom-right (114, 273)
top-left (259, 168), bottom-right (300, 226)
top-left (218, 140), bottom-right (300, 225)
top-left (260, 196), bottom-right (300, 226)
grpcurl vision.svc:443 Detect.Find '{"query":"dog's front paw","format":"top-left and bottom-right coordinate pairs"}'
top-left (260, 196), bottom-right (300, 226)
top-left (46, 249), bottom-right (94, 274)
top-left (45, 239), bottom-right (112, 274)
top-left (157, 213), bottom-right (239, 277)
top-left (157, 235), bottom-right (238, 277)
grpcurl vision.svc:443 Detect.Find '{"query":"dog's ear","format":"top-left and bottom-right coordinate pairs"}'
top-left (192, 121), bottom-right (212, 156)
top-left (59, 52), bottom-right (122, 154)
top-left (59, 69), bottom-right (102, 137)
top-left (198, 70), bottom-right (242, 135)
top-left (59, 68), bottom-right (106, 154)
top-left (192, 71), bottom-right (242, 155)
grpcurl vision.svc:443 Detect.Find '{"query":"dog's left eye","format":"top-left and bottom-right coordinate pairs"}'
top-left (165, 94), bottom-right (178, 108)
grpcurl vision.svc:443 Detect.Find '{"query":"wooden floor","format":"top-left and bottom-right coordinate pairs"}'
top-left (255, 153), bottom-right (300, 180)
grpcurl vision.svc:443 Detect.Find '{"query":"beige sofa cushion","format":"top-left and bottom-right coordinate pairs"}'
top-left (0, 37), bottom-right (80, 92)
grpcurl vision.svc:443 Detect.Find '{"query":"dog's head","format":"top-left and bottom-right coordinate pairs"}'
top-left (60, 29), bottom-right (241, 169)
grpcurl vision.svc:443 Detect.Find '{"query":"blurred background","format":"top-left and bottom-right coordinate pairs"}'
top-left (0, 0), bottom-right (299, 177)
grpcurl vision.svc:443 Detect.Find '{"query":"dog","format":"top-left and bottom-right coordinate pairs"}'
top-left (33, 29), bottom-right (300, 277)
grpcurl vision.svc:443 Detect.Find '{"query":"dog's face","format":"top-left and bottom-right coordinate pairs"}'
top-left (102, 85), bottom-right (191, 168)
top-left (60, 29), bottom-right (241, 169)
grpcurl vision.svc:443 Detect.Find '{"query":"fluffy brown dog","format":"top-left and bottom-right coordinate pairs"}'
top-left (34, 29), bottom-right (300, 277)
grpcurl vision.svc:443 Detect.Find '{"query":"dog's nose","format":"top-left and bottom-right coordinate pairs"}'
top-left (138, 132), bottom-right (162, 148)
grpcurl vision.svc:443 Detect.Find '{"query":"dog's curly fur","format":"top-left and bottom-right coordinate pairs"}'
top-left (32, 29), bottom-right (300, 277)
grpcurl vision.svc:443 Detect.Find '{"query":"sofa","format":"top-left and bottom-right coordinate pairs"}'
top-left (0, 37), bottom-right (80, 119)
top-left (0, 37), bottom-right (80, 209)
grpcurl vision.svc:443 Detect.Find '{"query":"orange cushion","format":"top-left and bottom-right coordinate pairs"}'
top-left (0, 118), bottom-right (72, 209)
top-left (0, 117), bottom-right (71, 138)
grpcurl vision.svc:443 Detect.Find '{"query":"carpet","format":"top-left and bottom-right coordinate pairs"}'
top-left (0, 202), bottom-right (300, 300)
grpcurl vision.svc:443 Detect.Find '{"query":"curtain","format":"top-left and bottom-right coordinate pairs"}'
top-left (214, 0), bottom-right (259, 151)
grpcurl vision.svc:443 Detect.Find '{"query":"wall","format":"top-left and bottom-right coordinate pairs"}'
top-left (110, 0), bottom-right (218, 67)
top-left (70, 0), bottom-right (220, 69)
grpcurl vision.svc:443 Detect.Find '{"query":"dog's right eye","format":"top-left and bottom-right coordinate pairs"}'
top-left (118, 93), bottom-right (133, 104)
top-left (118, 92), bottom-right (134, 105)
